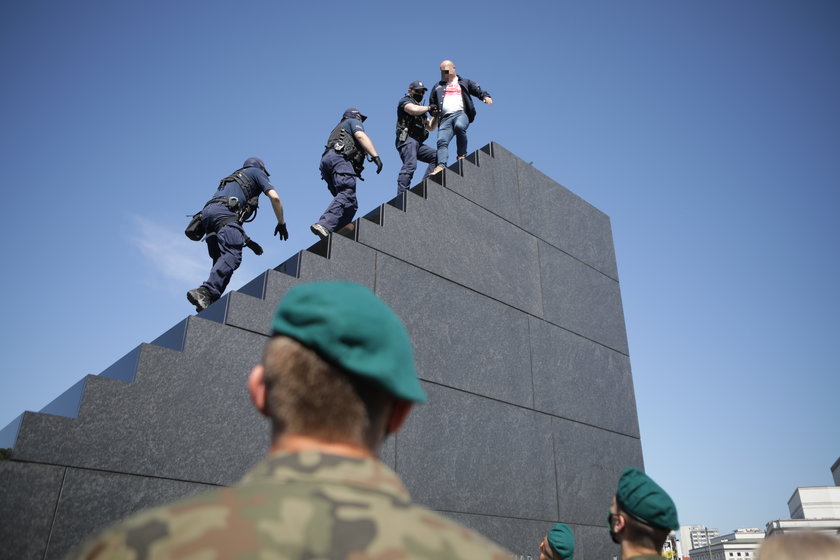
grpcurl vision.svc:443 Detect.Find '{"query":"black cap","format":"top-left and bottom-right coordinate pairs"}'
top-left (342, 108), bottom-right (367, 122)
top-left (408, 80), bottom-right (426, 91)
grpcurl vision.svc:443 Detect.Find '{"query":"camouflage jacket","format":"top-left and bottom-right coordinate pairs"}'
top-left (72, 450), bottom-right (512, 560)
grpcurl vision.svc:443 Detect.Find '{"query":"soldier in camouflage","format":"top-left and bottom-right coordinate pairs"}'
top-left (72, 281), bottom-right (512, 560)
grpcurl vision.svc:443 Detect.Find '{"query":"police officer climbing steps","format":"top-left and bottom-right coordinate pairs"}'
top-left (311, 108), bottom-right (382, 239)
top-left (395, 81), bottom-right (438, 194)
top-left (186, 157), bottom-right (288, 312)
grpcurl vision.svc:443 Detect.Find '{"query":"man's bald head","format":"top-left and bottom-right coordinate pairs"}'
top-left (440, 60), bottom-right (456, 81)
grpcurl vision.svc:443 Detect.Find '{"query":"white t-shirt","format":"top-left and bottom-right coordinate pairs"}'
top-left (441, 77), bottom-right (464, 115)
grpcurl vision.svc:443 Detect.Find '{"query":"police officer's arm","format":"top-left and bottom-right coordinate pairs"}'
top-left (402, 102), bottom-right (432, 116)
top-left (266, 188), bottom-right (289, 240)
top-left (353, 131), bottom-right (383, 174)
top-left (353, 130), bottom-right (378, 157)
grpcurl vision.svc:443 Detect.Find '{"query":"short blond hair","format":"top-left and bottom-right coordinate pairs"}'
top-left (261, 336), bottom-right (392, 448)
top-left (759, 532), bottom-right (840, 560)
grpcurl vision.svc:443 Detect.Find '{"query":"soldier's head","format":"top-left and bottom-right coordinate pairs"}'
top-left (539, 523), bottom-right (575, 560)
top-left (407, 80), bottom-right (427, 102)
top-left (608, 468), bottom-right (678, 554)
top-left (440, 60), bottom-right (456, 82)
top-left (248, 281), bottom-right (426, 453)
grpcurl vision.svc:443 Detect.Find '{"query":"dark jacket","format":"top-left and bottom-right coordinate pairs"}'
top-left (429, 76), bottom-right (490, 123)
top-left (396, 95), bottom-right (429, 142)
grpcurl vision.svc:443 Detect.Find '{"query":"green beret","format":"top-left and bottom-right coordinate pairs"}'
top-left (271, 281), bottom-right (427, 403)
top-left (616, 467), bottom-right (679, 530)
top-left (547, 523), bottom-right (575, 559)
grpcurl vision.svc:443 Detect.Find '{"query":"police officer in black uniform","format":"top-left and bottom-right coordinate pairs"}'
top-left (311, 108), bottom-right (382, 239)
top-left (395, 81), bottom-right (438, 194)
top-left (187, 157), bottom-right (288, 311)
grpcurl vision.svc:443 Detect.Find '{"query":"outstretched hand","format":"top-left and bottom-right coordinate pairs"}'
top-left (274, 223), bottom-right (289, 241)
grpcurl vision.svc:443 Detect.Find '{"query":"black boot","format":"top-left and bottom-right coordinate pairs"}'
top-left (187, 286), bottom-right (213, 312)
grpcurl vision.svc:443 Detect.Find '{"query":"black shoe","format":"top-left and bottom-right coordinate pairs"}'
top-left (187, 287), bottom-right (213, 312)
top-left (310, 223), bottom-right (330, 239)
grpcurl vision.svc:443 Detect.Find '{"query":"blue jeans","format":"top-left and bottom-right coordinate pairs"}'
top-left (436, 111), bottom-right (469, 166)
top-left (396, 135), bottom-right (436, 194)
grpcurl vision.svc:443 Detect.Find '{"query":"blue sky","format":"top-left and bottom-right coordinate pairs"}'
top-left (2, 0), bottom-right (838, 537)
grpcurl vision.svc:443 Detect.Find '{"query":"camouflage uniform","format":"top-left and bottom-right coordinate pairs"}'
top-left (73, 450), bottom-right (512, 560)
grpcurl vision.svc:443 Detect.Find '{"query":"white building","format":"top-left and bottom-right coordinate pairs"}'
top-left (788, 486), bottom-right (840, 520)
top-left (679, 525), bottom-right (719, 559)
top-left (688, 528), bottom-right (764, 560)
top-left (764, 456), bottom-right (840, 538)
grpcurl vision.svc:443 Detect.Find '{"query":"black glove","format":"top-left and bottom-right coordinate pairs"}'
top-left (428, 105), bottom-right (439, 116)
top-left (372, 155), bottom-right (383, 174)
top-left (245, 238), bottom-right (264, 255)
top-left (274, 223), bottom-right (288, 241)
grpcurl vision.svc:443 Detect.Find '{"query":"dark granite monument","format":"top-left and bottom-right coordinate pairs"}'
top-left (0, 143), bottom-right (643, 560)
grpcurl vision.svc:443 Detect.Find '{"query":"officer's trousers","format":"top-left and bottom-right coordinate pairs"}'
top-left (396, 135), bottom-right (436, 194)
top-left (200, 203), bottom-right (244, 299)
top-left (318, 151), bottom-right (358, 232)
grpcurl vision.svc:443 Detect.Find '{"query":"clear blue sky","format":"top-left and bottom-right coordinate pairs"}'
top-left (2, 0), bottom-right (838, 537)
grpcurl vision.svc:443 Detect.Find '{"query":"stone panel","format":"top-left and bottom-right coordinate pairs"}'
top-left (358, 181), bottom-right (543, 315)
top-left (442, 511), bottom-right (550, 558)
top-left (46, 467), bottom-right (214, 560)
top-left (262, 269), bottom-right (303, 307)
top-left (518, 160), bottom-right (618, 279)
top-left (223, 291), bottom-right (276, 336)
top-left (297, 232), bottom-right (377, 288)
top-left (443, 145), bottom-right (522, 225)
top-left (551, 417), bottom-right (643, 526)
top-left (397, 383), bottom-right (555, 521)
top-left (530, 317), bottom-right (639, 436)
top-left (375, 255), bottom-right (533, 407)
top-left (13, 319), bottom-right (271, 485)
top-left (0, 461), bottom-right (64, 560)
top-left (539, 240), bottom-right (628, 354)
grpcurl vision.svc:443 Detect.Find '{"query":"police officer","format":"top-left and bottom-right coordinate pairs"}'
top-left (539, 523), bottom-right (575, 560)
top-left (395, 80), bottom-right (438, 194)
top-left (608, 467), bottom-right (680, 560)
top-left (187, 157), bottom-right (288, 311)
top-left (311, 108), bottom-right (382, 239)
top-left (72, 281), bottom-right (513, 559)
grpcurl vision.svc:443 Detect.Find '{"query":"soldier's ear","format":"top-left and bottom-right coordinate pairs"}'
top-left (248, 365), bottom-right (269, 417)
top-left (386, 400), bottom-right (413, 434)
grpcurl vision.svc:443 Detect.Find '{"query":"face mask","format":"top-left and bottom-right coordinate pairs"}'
top-left (411, 92), bottom-right (424, 103)
top-left (608, 512), bottom-right (620, 544)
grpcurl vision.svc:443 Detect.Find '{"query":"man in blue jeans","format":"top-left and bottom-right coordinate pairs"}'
top-left (311, 108), bottom-right (382, 239)
top-left (428, 60), bottom-right (492, 174)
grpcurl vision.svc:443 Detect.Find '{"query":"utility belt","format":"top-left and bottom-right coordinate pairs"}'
top-left (184, 197), bottom-right (263, 255)
top-left (396, 125), bottom-right (428, 143)
top-left (205, 196), bottom-right (240, 211)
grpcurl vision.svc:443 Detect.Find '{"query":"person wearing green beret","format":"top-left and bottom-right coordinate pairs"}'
top-left (608, 467), bottom-right (679, 560)
top-left (72, 281), bottom-right (512, 560)
top-left (539, 522), bottom-right (575, 560)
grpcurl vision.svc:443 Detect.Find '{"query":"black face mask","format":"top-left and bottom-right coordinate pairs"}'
top-left (411, 92), bottom-right (424, 103)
